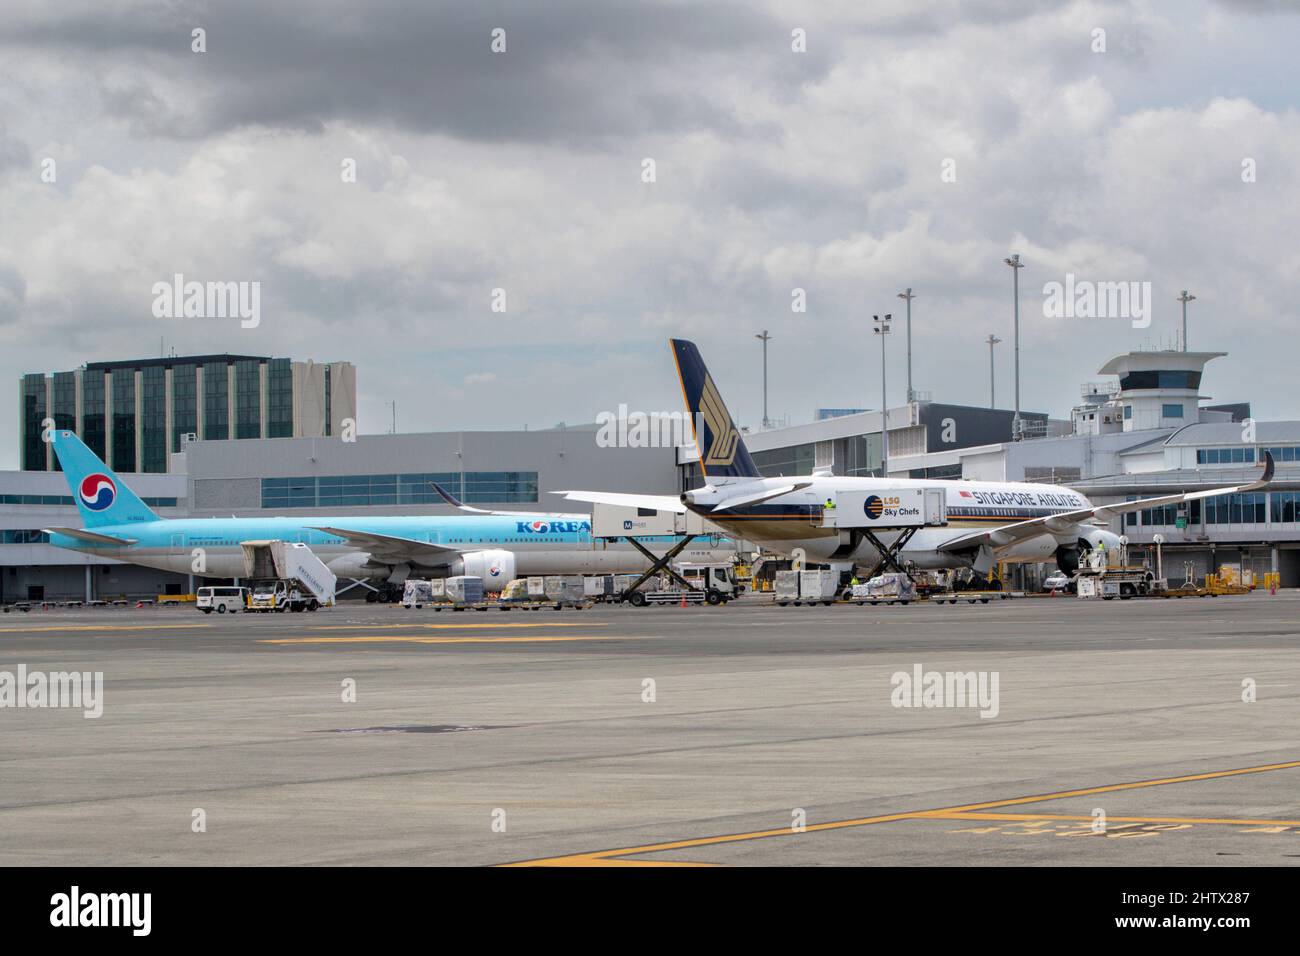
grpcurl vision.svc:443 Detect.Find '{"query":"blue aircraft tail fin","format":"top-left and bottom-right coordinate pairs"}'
top-left (49, 430), bottom-right (159, 527)
top-left (669, 339), bottom-right (761, 483)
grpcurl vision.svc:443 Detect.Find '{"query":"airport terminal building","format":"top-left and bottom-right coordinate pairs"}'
top-left (19, 354), bottom-right (356, 473)
top-left (4, 345), bottom-right (1300, 602)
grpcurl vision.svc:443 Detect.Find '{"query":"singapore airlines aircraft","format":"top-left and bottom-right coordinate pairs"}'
top-left (42, 429), bottom-right (736, 591)
top-left (561, 339), bottom-right (1274, 576)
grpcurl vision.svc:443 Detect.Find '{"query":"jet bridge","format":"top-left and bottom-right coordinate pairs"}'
top-left (820, 487), bottom-right (948, 582)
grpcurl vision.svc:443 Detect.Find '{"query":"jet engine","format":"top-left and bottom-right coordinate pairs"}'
top-left (450, 549), bottom-right (517, 587)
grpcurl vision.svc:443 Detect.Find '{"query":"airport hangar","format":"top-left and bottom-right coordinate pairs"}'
top-left (4, 346), bottom-right (1300, 601)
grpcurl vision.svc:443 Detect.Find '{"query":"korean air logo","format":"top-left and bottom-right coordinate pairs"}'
top-left (863, 495), bottom-right (884, 520)
top-left (80, 473), bottom-right (117, 512)
top-left (489, 565), bottom-right (502, 577)
top-left (529, 521), bottom-right (550, 533)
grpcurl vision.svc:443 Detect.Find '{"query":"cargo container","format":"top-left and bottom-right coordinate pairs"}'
top-left (544, 575), bottom-right (585, 606)
top-left (402, 579), bottom-right (435, 608)
top-left (799, 569), bottom-right (840, 605)
top-left (445, 576), bottom-right (485, 606)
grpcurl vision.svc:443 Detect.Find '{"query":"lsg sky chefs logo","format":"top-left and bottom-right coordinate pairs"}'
top-left (862, 494), bottom-right (922, 521)
top-left (0, 665), bottom-right (103, 718)
top-left (1042, 273), bottom-right (1151, 328)
top-left (151, 273), bottom-right (261, 328)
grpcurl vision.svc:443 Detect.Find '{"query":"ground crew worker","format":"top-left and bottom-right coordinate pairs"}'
top-left (825, 497), bottom-right (835, 510)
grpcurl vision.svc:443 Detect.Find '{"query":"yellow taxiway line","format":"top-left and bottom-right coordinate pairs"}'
top-left (504, 758), bottom-right (1300, 866)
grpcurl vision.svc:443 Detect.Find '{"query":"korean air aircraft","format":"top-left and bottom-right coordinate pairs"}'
top-left (561, 340), bottom-right (1273, 576)
top-left (44, 430), bottom-right (736, 590)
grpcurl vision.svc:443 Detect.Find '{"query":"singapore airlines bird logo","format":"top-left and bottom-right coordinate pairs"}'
top-left (700, 374), bottom-right (739, 467)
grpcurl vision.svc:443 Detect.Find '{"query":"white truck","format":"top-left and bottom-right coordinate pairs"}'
top-left (242, 541), bottom-right (336, 612)
top-left (623, 563), bottom-right (738, 607)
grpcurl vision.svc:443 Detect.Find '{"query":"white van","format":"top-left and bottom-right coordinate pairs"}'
top-left (197, 586), bottom-right (249, 614)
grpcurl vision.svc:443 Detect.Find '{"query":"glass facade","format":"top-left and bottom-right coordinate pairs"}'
top-left (50, 372), bottom-right (77, 472)
top-left (21, 373), bottom-right (46, 471)
top-left (267, 358), bottom-right (293, 438)
top-left (21, 356), bottom-right (326, 471)
top-left (203, 362), bottom-right (229, 440)
top-left (843, 433), bottom-right (884, 476)
top-left (1271, 492), bottom-right (1300, 524)
top-left (1197, 447), bottom-right (1256, 464)
top-left (1130, 493), bottom-right (1268, 526)
top-left (234, 359), bottom-right (262, 439)
top-left (110, 368), bottom-right (136, 472)
top-left (753, 443), bottom-right (816, 478)
top-left (140, 366), bottom-right (167, 473)
top-left (171, 363), bottom-right (197, 452)
top-left (0, 495), bottom-right (177, 507)
top-left (80, 369), bottom-right (106, 460)
top-left (1119, 370), bottom-right (1202, 390)
top-left (261, 472), bottom-right (540, 509)
top-left (1262, 446), bottom-right (1299, 463)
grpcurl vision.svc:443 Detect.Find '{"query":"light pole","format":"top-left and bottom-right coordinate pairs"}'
top-left (985, 333), bottom-right (1002, 408)
top-left (896, 288), bottom-right (916, 402)
top-left (1177, 290), bottom-right (1196, 352)
top-left (873, 313), bottom-right (891, 476)
top-left (755, 330), bottom-right (772, 428)
top-left (1003, 254), bottom-right (1024, 439)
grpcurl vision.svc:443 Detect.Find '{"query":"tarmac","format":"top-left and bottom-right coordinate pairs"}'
top-left (1, 591), bottom-right (1298, 866)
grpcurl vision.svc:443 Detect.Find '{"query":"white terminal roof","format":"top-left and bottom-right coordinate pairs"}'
top-left (1097, 351), bottom-right (1226, 375)
top-left (1163, 421), bottom-right (1300, 446)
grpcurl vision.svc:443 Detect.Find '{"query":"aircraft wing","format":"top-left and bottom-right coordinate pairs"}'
top-left (43, 527), bottom-right (138, 546)
top-left (938, 452), bottom-right (1274, 553)
top-left (554, 491), bottom-right (688, 514)
top-left (310, 526), bottom-right (461, 565)
top-left (429, 481), bottom-right (575, 518)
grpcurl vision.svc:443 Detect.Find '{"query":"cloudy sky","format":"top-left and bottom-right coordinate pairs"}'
top-left (1, 0), bottom-right (1297, 467)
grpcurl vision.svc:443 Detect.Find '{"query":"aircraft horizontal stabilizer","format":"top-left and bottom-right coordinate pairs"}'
top-left (711, 482), bottom-right (811, 512)
top-left (43, 527), bottom-right (138, 546)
